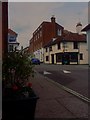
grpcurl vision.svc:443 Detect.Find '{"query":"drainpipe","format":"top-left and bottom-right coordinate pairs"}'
top-left (51, 16), bottom-right (56, 38)
top-left (49, 47), bottom-right (50, 64)
top-left (78, 42), bottom-right (80, 65)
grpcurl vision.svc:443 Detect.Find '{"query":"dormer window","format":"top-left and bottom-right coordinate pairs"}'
top-left (57, 29), bottom-right (61, 36)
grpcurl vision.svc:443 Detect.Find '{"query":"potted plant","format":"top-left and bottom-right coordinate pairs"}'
top-left (2, 51), bottom-right (39, 120)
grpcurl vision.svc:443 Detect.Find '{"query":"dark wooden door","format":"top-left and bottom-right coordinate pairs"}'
top-left (51, 54), bottom-right (54, 64)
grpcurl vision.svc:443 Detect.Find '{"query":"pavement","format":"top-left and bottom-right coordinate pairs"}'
top-left (30, 71), bottom-right (89, 119)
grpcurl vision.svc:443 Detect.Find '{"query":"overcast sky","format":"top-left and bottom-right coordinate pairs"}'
top-left (8, 2), bottom-right (88, 49)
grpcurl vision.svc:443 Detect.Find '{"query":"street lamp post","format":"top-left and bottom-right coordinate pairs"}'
top-left (62, 39), bottom-right (66, 65)
top-left (62, 39), bottom-right (69, 65)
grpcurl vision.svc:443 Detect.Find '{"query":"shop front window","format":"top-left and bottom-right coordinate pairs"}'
top-left (56, 53), bottom-right (62, 62)
top-left (70, 52), bottom-right (78, 62)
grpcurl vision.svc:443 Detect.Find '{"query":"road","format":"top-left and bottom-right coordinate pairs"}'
top-left (34, 64), bottom-right (89, 99)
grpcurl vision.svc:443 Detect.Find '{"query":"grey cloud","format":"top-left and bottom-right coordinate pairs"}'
top-left (8, 2), bottom-right (88, 48)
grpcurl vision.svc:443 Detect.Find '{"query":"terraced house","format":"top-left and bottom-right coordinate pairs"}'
top-left (29, 17), bottom-right (88, 65)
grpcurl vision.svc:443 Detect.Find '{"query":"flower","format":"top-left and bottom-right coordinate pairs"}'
top-left (27, 82), bottom-right (32, 88)
top-left (2, 51), bottom-right (35, 99)
top-left (12, 85), bottom-right (19, 91)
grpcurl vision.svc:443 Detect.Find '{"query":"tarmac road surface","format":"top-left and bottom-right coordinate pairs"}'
top-left (35, 64), bottom-right (89, 99)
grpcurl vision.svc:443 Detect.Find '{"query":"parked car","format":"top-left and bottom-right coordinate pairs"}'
top-left (31, 58), bottom-right (40, 65)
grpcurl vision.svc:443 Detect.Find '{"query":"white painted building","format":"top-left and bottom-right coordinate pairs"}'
top-left (8, 29), bottom-right (19, 52)
top-left (44, 30), bottom-right (88, 65)
top-left (34, 48), bottom-right (44, 62)
top-left (29, 18), bottom-right (88, 65)
top-left (82, 24), bottom-right (90, 66)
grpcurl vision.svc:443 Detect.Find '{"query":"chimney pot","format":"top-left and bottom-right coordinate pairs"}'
top-left (51, 16), bottom-right (55, 23)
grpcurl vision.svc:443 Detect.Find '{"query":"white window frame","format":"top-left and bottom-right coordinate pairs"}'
top-left (57, 29), bottom-right (61, 36)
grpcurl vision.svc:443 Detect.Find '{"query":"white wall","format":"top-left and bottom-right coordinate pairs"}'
top-left (79, 42), bottom-right (88, 64)
top-left (44, 41), bottom-right (88, 65)
top-left (34, 48), bottom-right (44, 62)
top-left (8, 34), bottom-right (19, 52)
top-left (87, 30), bottom-right (90, 66)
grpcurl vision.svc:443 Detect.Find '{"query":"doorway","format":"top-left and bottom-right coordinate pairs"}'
top-left (62, 53), bottom-right (70, 65)
top-left (51, 54), bottom-right (54, 64)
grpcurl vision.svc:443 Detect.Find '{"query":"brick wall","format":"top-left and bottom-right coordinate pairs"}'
top-left (29, 17), bottom-right (64, 53)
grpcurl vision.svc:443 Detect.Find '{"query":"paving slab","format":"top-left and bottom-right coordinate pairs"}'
top-left (35, 99), bottom-right (75, 118)
top-left (56, 97), bottom-right (88, 118)
top-left (29, 71), bottom-right (88, 119)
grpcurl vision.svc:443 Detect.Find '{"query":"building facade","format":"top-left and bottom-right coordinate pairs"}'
top-left (44, 30), bottom-right (88, 65)
top-left (29, 17), bottom-right (88, 65)
top-left (28, 16), bottom-right (64, 62)
top-left (8, 29), bottom-right (19, 52)
top-left (82, 24), bottom-right (90, 66)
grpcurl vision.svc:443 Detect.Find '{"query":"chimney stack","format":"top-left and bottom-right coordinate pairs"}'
top-left (76, 22), bottom-right (82, 35)
top-left (51, 15), bottom-right (56, 23)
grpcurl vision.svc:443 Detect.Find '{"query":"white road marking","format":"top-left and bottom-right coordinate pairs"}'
top-left (43, 71), bottom-right (52, 75)
top-left (46, 77), bottom-right (90, 103)
top-left (63, 70), bottom-right (71, 73)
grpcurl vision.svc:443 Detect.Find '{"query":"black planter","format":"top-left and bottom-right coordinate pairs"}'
top-left (2, 89), bottom-right (39, 120)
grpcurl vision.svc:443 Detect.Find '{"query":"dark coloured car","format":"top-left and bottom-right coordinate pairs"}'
top-left (31, 58), bottom-right (40, 65)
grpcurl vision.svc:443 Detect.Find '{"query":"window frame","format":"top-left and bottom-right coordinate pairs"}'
top-left (57, 42), bottom-right (61, 49)
top-left (46, 48), bottom-right (48, 52)
top-left (57, 29), bottom-right (61, 36)
top-left (73, 42), bottom-right (78, 49)
top-left (9, 44), bottom-right (14, 52)
top-left (46, 56), bottom-right (49, 61)
top-left (49, 46), bottom-right (52, 51)
top-left (56, 53), bottom-right (62, 62)
top-left (80, 53), bottom-right (83, 60)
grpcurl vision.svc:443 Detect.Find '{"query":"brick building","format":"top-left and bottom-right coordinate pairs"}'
top-left (28, 16), bottom-right (64, 62)
top-left (29, 17), bottom-right (88, 64)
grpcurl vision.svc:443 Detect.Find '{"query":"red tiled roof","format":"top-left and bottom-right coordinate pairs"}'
top-left (63, 31), bottom-right (86, 42)
top-left (44, 30), bottom-right (86, 48)
top-left (8, 29), bottom-right (18, 36)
